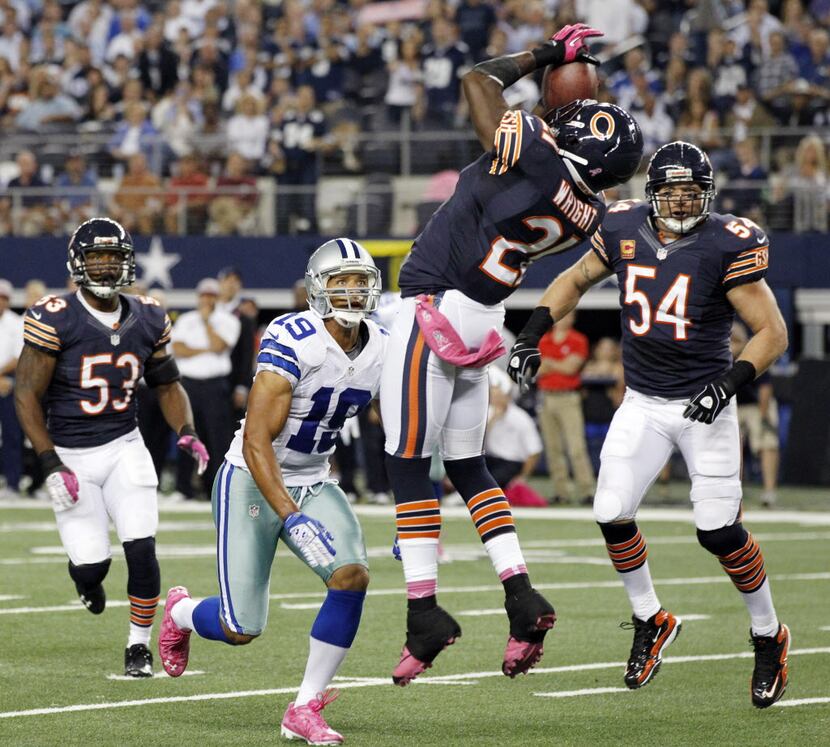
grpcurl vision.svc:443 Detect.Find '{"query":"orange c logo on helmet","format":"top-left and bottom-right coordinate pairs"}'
top-left (589, 112), bottom-right (615, 140)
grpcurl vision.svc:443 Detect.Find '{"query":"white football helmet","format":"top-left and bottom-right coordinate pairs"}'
top-left (305, 238), bottom-right (381, 328)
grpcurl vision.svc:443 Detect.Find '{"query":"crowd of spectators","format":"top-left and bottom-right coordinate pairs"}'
top-left (0, 0), bottom-right (828, 236)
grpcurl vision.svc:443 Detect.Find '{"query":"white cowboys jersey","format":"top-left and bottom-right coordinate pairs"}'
top-left (225, 310), bottom-right (387, 485)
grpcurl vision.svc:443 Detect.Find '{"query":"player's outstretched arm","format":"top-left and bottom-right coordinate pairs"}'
top-left (463, 24), bottom-right (602, 150)
top-left (726, 279), bottom-right (789, 375)
top-left (241, 370), bottom-right (303, 520)
top-left (507, 250), bottom-right (611, 391)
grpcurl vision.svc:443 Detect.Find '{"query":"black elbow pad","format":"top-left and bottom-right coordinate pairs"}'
top-left (144, 354), bottom-right (181, 387)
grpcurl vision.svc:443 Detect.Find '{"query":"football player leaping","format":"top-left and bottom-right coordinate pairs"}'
top-left (14, 218), bottom-right (209, 677)
top-left (380, 23), bottom-right (644, 685)
top-left (159, 239), bottom-right (385, 746)
top-left (508, 141), bottom-right (790, 708)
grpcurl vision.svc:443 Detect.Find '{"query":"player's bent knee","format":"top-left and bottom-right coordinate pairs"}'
top-left (220, 620), bottom-right (259, 646)
top-left (122, 536), bottom-right (157, 565)
top-left (692, 497), bottom-right (741, 532)
top-left (696, 522), bottom-right (748, 556)
top-left (68, 558), bottom-right (111, 589)
top-left (328, 563), bottom-right (370, 592)
top-left (593, 488), bottom-right (627, 524)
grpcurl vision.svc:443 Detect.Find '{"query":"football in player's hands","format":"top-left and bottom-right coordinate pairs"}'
top-left (542, 62), bottom-right (599, 111)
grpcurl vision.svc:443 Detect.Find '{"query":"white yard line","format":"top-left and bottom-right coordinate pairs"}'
top-left (775, 697), bottom-right (830, 708)
top-left (2, 572), bottom-right (829, 615)
top-left (4, 499), bottom-right (830, 526)
top-left (2, 648), bottom-right (827, 719)
top-left (534, 687), bottom-right (630, 698)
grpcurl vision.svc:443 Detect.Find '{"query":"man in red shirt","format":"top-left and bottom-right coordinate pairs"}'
top-left (536, 312), bottom-right (594, 504)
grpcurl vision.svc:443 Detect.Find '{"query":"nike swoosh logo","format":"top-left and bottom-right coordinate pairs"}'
top-left (31, 311), bottom-right (42, 320)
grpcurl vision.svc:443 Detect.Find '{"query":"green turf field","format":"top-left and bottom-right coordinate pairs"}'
top-left (1, 497), bottom-right (828, 746)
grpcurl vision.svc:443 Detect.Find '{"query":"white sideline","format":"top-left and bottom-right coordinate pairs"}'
top-left (535, 687), bottom-right (630, 698)
top-left (1, 571), bottom-right (829, 615)
top-left (1, 647), bottom-right (828, 719)
top-left (3, 499), bottom-right (830, 526)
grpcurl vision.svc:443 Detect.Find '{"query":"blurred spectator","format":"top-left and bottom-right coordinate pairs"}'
top-left (755, 30), bottom-right (800, 122)
top-left (631, 81), bottom-right (675, 158)
top-left (731, 322), bottom-right (780, 507)
top-left (719, 138), bottom-right (768, 220)
top-left (6, 150), bottom-right (50, 236)
top-left (575, 0), bottom-right (649, 51)
top-left (222, 66), bottom-right (266, 114)
top-left (384, 37), bottom-right (424, 125)
top-left (192, 97), bottom-right (226, 169)
top-left (23, 279), bottom-right (47, 308)
top-left (108, 101), bottom-right (161, 170)
top-left (536, 312), bottom-right (594, 505)
top-left (724, 82), bottom-right (777, 142)
top-left (269, 85), bottom-right (331, 233)
top-left (15, 70), bottom-right (81, 131)
top-left (708, 28), bottom-right (748, 112)
top-left (580, 337), bottom-right (625, 474)
top-left (85, 81), bottom-right (116, 125)
top-left (105, 10), bottom-right (142, 63)
top-left (771, 132), bottom-right (829, 231)
top-left (608, 48), bottom-right (662, 112)
top-left (164, 153), bottom-right (210, 234)
top-left (421, 17), bottom-right (468, 128)
top-left (112, 152), bottom-right (164, 234)
top-left (138, 23), bottom-right (179, 101)
top-left (152, 81), bottom-right (203, 159)
top-left (454, 0), bottom-right (497, 61)
top-left (485, 368), bottom-right (543, 491)
top-left (208, 151), bottom-right (258, 235)
top-left (731, 0), bottom-right (784, 58)
top-left (226, 92), bottom-right (269, 163)
top-left (113, 78), bottom-right (146, 121)
top-left (171, 277), bottom-right (240, 500)
top-left (216, 265), bottom-right (256, 418)
top-left (0, 278), bottom-right (23, 498)
top-left (53, 151), bottom-right (97, 230)
top-left (0, 8), bottom-right (25, 71)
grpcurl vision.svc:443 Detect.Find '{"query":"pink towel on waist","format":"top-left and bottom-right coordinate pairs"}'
top-left (414, 294), bottom-right (506, 368)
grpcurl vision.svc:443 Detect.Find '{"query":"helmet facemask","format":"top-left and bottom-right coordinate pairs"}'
top-left (305, 238), bottom-right (382, 328)
top-left (648, 180), bottom-right (715, 234)
top-left (69, 245), bottom-right (135, 299)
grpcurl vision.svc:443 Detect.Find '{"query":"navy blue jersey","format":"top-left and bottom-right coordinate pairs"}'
top-left (22, 292), bottom-right (172, 448)
top-left (592, 201), bottom-right (769, 398)
top-left (399, 111), bottom-right (605, 305)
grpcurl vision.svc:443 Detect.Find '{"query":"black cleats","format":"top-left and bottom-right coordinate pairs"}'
top-left (622, 609), bottom-right (681, 689)
top-left (750, 624), bottom-right (790, 708)
top-left (124, 643), bottom-right (154, 678)
top-left (392, 605), bottom-right (461, 686)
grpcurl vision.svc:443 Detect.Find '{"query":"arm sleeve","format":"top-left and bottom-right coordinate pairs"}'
top-left (255, 328), bottom-right (303, 389)
top-left (153, 313), bottom-right (173, 351)
top-left (589, 226), bottom-right (612, 268)
top-left (722, 223), bottom-right (769, 291)
top-left (488, 111), bottom-right (554, 176)
top-left (22, 303), bottom-right (64, 356)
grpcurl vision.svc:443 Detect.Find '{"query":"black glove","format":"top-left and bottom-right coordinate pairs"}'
top-left (507, 307), bottom-right (555, 393)
top-left (683, 360), bottom-right (756, 425)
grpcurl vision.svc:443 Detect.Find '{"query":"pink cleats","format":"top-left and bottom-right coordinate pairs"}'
top-left (391, 605), bottom-right (462, 686)
top-left (280, 690), bottom-right (343, 746)
top-left (503, 637), bottom-right (547, 677)
top-left (502, 587), bottom-right (557, 677)
top-left (159, 585), bottom-right (192, 677)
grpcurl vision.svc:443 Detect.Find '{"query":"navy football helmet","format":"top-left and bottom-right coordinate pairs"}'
top-left (545, 100), bottom-right (643, 194)
top-left (645, 141), bottom-right (716, 234)
top-left (67, 217), bottom-right (135, 299)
